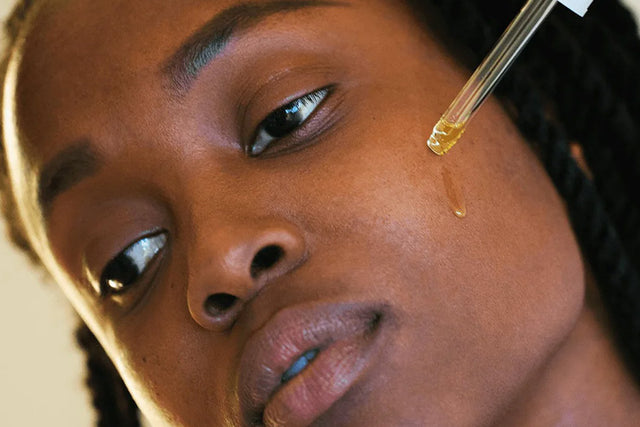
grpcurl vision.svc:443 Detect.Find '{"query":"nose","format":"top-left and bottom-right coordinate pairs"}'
top-left (187, 220), bottom-right (306, 331)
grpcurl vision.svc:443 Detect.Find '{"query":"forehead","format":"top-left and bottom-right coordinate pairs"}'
top-left (15, 0), bottom-right (196, 157)
top-left (23, 0), bottom-right (264, 74)
top-left (13, 0), bottom-right (367, 160)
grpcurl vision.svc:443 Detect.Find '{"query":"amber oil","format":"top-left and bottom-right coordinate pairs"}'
top-left (442, 167), bottom-right (466, 218)
top-left (427, 118), bottom-right (467, 156)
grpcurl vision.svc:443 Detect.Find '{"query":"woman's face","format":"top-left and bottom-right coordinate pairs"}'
top-left (5, 0), bottom-right (585, 425)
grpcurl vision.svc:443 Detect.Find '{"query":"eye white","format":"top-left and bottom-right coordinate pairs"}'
top-left (105, 233), bottom-right (167, 292)
top-left (250, 88), bottom-right (329, 156)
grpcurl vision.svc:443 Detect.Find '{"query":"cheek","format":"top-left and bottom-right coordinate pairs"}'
top-left (403, 100), bottom-right (585, 404)
top-left (455, 101), bottom-right (585, 331)
top-left (107, 289), bottom-right (242, 426)
top-left (281, 79), bottom-right (584, 412)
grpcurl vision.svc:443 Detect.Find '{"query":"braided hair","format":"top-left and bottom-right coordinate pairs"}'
top-left (1, 0), bottom-right (640, 425)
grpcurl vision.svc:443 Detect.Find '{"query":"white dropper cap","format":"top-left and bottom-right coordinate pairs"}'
top-left (558, 0), bottom-right (593, 17)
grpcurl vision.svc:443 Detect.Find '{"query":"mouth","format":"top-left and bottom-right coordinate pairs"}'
top-left (238, 301), bottom-right (391, 426)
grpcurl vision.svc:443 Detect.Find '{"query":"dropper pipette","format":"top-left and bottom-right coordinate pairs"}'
top-left (427, 0), bottom-right (592, 155)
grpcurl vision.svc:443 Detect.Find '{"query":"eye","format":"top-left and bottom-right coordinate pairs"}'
top-left (99, 231), bottom-right (168, 295)
top-left (249, 87), bottom-right (331, 156)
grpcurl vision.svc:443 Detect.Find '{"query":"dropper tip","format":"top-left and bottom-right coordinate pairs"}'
top-left (427, 134), bottom-right (446, 156)
top-left (427, 118), bottom-right (466, 156)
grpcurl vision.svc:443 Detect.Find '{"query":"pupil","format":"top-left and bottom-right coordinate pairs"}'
top-left (101, 254), bottom-right (140, 291)
top-left (263, 103), bottom-right (302, 137)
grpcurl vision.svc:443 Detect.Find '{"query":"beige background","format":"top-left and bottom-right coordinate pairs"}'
top-left (1, 0), bottom-right (639, 425)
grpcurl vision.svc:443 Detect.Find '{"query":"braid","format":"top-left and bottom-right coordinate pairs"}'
top-left (425, 0), bottom-right (640, 382)
top-left (522, 11), bottom-right (640, 263)
top-left (575, 12), bottom-right (640, 119)
top-left (75, 323), bottom-right (141, 427)
top-left (589, 0), bottom-right (640, 63)
top-left (0, 2), bottom-right (140, 425)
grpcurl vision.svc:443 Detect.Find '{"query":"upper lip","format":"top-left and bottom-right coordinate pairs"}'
top-left (237, 300), bottom-right (389, 425)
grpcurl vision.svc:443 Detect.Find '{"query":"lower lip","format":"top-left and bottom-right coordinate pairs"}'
top-left (261, 323), bottom-right (385, 426)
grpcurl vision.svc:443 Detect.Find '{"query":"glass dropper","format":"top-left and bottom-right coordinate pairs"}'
top-left (427, 0), bottom-right (558, 155)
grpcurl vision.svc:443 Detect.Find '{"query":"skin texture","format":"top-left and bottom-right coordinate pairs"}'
top-left (3, 0), bottom-right (640, 425)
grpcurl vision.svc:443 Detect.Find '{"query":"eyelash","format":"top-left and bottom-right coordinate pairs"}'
top-left (99, 231), bottom-right (168, 296)
top-left (248, 87), bottom-right (332, 156)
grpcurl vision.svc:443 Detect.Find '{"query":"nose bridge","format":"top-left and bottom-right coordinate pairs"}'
top-left (186, 216), bottom-right (306, 331)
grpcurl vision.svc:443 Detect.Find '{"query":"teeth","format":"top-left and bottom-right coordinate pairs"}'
top-left (281, 349), bottom-right (319, 384)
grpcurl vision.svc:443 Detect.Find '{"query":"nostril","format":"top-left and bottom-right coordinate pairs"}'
top-left (250, 245), bottom-right (284, 278)
top-left (204, 293), bottom-right (238, 315)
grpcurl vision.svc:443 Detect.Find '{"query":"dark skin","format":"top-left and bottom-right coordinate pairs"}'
top-left (4, 0), bottom-right (640, 425)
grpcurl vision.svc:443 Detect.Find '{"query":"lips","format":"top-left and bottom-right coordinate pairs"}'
top-left (238, 301), bottom-right (390, 426)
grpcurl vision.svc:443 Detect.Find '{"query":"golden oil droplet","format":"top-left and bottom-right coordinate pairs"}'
top-left (442, 167), bottom-right (466, 218)
top-left (428, 118), bottom-right (466, 156)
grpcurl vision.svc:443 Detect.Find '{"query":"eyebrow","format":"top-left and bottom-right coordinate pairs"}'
top-left (38, 141), bottom-right (101, 216)
top-left (162, 0), bottom-right (348, 95)
top-left (37, 1), bottom-right (347, 215)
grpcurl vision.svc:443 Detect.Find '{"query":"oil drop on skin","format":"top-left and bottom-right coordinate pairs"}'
top-left (442, 167), bottom-right (466, 218)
